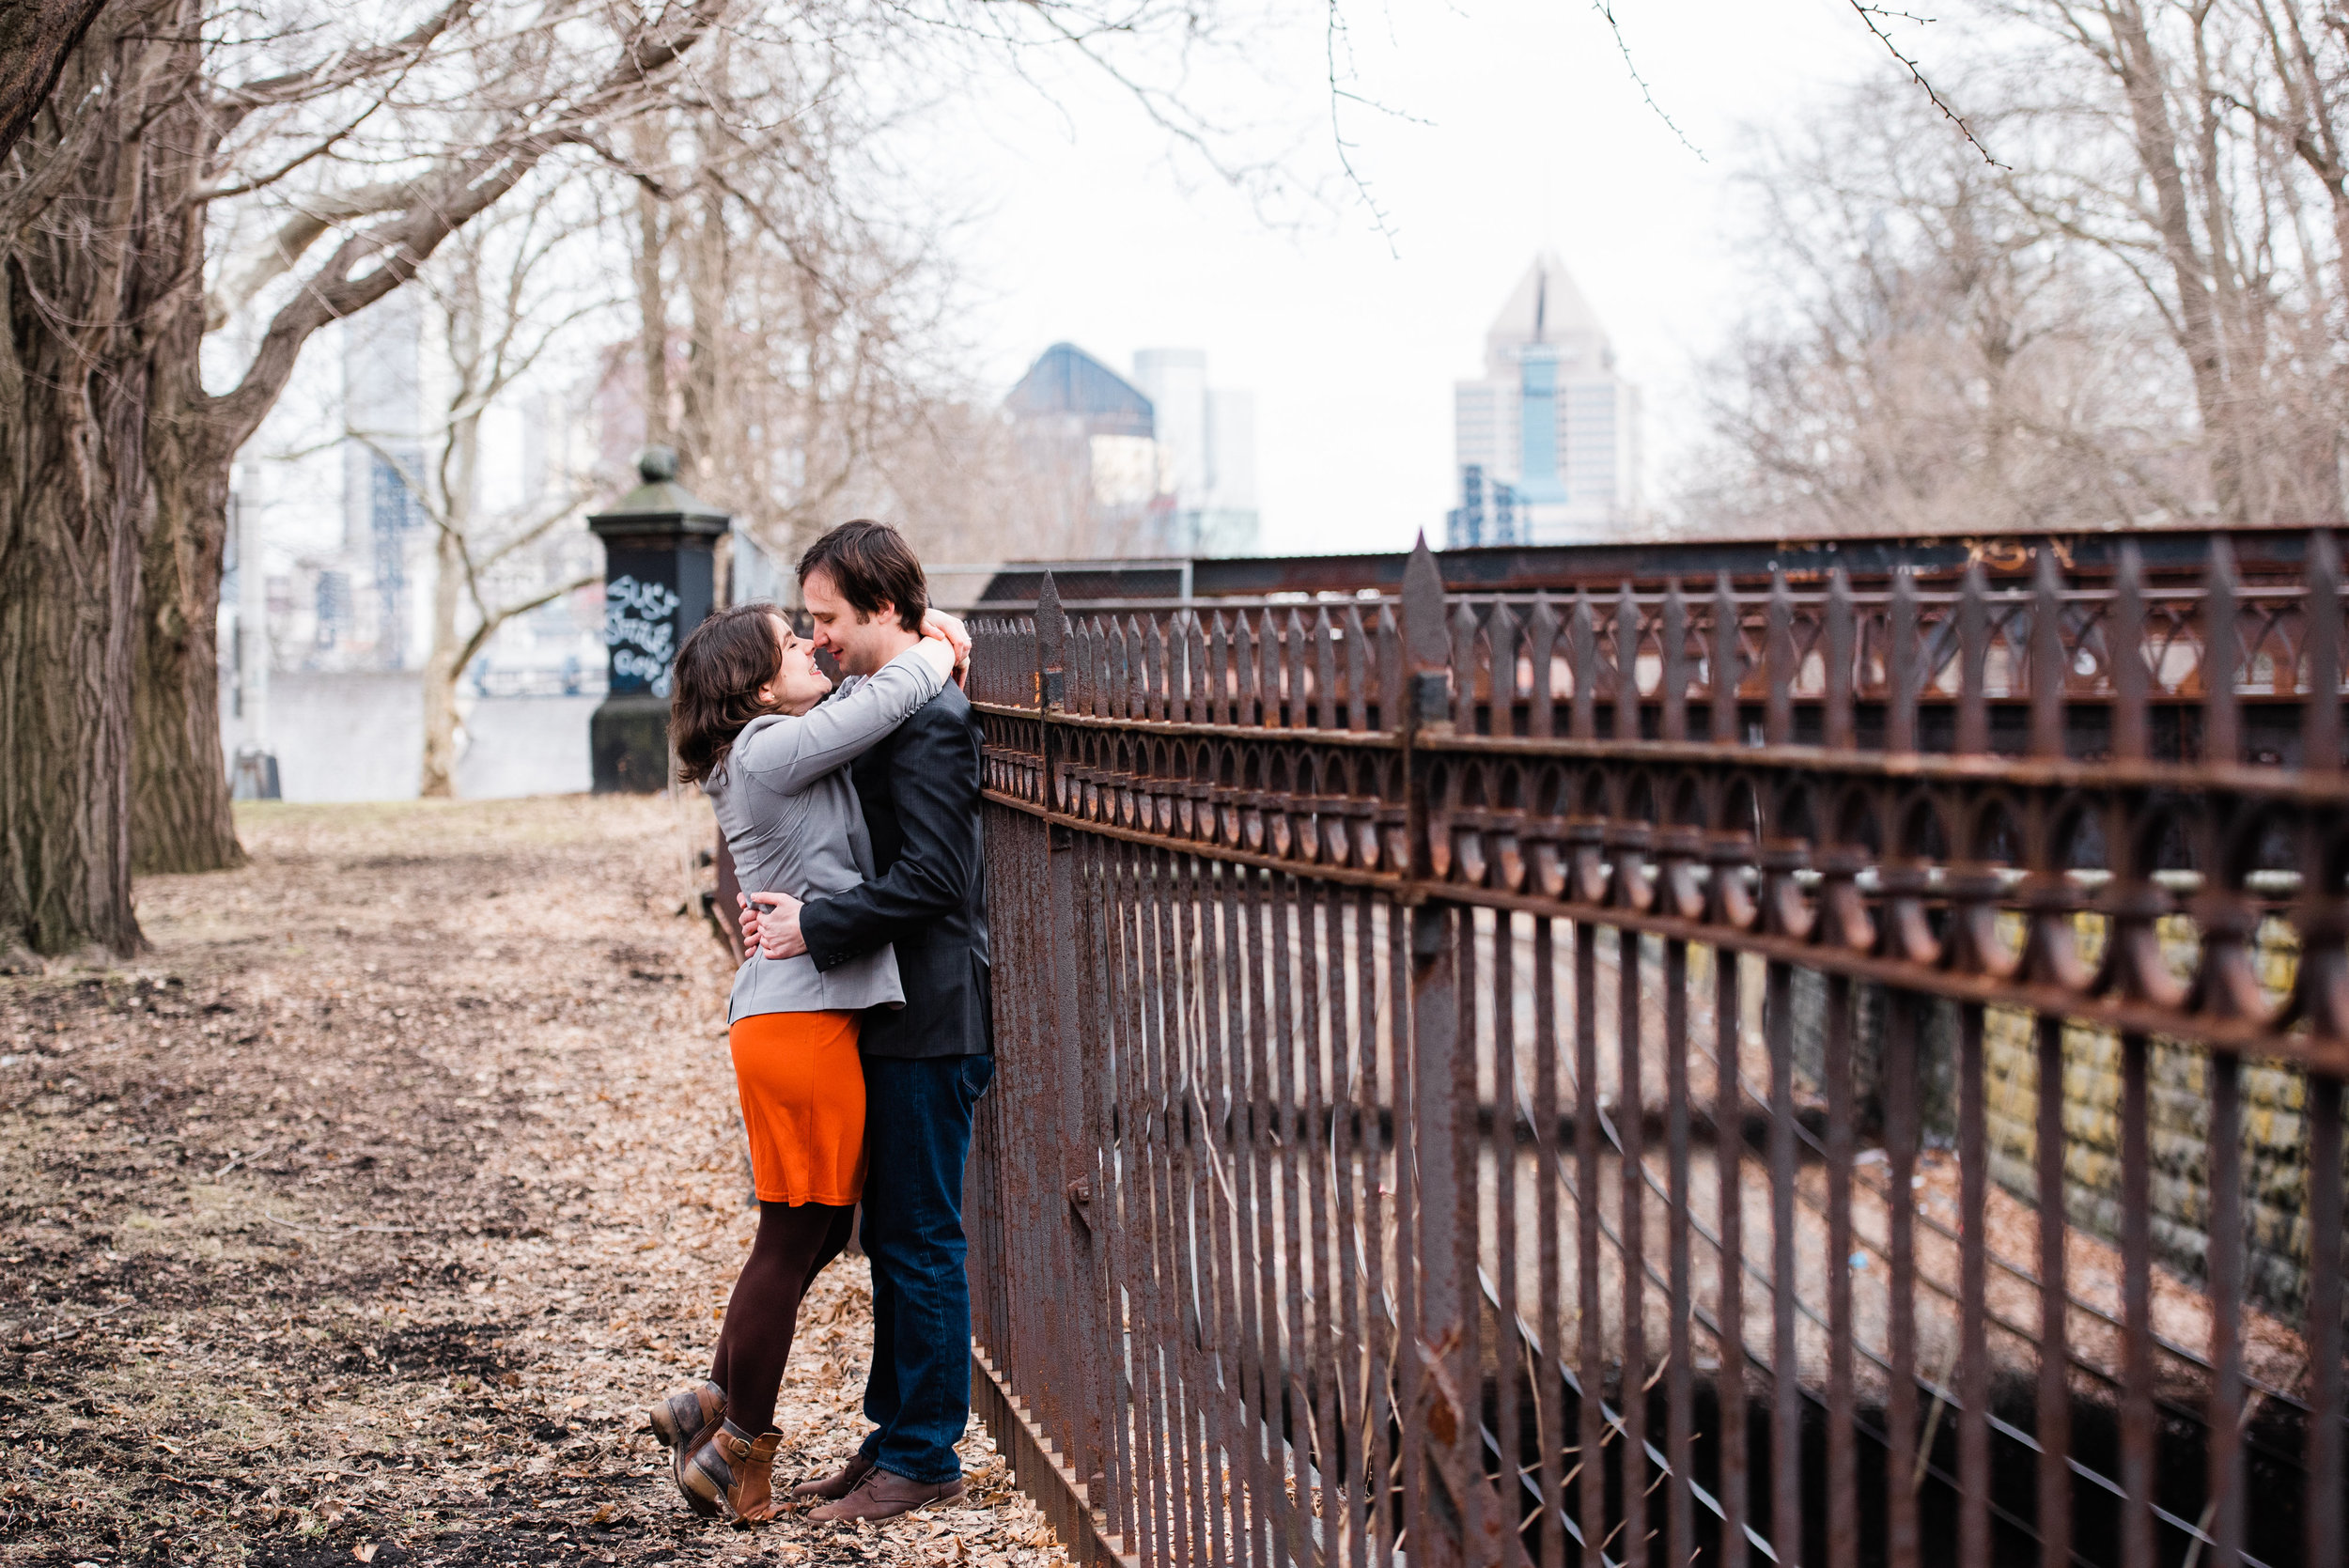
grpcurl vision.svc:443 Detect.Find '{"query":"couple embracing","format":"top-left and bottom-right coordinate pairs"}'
top-left (647, 521), bottom-right (993, 1526)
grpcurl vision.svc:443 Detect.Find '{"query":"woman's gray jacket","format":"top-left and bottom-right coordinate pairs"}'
top-left (704, 646), bottom-right (949, 1025)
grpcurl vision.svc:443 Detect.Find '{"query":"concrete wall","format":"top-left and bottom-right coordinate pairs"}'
top-left (229, 672), bottom-right (597, 802)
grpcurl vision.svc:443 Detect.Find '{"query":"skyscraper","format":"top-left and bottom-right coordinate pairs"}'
top-left (342, 290), bottom-right (427, 666)
top-left (1449, 252), bottom-right (1641, 547)
top-left (1005, 342), bottom-right (1168, 553)
top-left (1132, 349), bottom-right (1259, 556)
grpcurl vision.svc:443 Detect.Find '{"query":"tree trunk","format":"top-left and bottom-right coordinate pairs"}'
top-left (132, 430), bottom-right (244, 873)
top-left (2105, 0), bottom-right (2249, 523)
top-left (0, 9), bottom-right (196, 960)
top-left (0, 357), bottom-right (148, 963)
top-left (420, 523), bottom-right (465, 798)
top-left (633, 153), bottom-right (670, 449)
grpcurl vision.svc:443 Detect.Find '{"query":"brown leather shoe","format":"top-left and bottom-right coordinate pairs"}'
top-left (786, 1452), bottom-right (877, 1503)
top-left (806, 1467), bottom-right (966, 1523)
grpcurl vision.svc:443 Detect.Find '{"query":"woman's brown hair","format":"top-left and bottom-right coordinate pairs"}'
top-left (669, 603), bottom-right (786, 784)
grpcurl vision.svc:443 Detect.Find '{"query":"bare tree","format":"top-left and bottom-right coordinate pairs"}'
top-left (1689, 80), bottom-right (2204, 536)
top-left (614, 32), bottom-right (968, 569)
top-left (1991, 0), bottom-right (2348, 523)
top-left (1697, 6), bottom-right (2349, 538)
top-left (2, 0), bottom-right (726, 963)
top-left (369, 181), bottom-right (612, 797)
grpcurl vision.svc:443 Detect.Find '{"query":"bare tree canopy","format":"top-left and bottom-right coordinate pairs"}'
top-left (1693, 1), bottom-right (2349, 537)
top-left (2, 0), bottom-right (730, 964)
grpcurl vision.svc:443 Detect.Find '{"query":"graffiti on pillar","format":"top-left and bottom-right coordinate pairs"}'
top-left (604, 574), bottom-right (682, 696)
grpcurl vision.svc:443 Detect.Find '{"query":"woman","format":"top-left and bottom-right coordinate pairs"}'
top-left (644, 600), bottom-right (958, 1523)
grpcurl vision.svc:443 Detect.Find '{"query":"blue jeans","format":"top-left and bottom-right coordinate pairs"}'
top-left (856, 1052), bottom-right (994, 1483)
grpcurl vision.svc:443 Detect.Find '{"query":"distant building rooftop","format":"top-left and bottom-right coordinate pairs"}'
top-left (1006, 343), bottom-right (1155, 439)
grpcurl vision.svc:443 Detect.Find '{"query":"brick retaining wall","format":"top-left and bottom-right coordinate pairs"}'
top-left (1781, 915), bottom-right (2330, 1317)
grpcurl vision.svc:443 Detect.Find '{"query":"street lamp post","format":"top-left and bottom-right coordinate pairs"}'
top-left (586, 446), bottom-right (728, 793)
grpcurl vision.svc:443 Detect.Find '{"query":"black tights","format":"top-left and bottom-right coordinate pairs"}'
top-left (708, 1200), bottom-right (855, 1435)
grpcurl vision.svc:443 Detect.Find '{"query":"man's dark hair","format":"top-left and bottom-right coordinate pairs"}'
top-left (797, 520), bottom-right (926, 632)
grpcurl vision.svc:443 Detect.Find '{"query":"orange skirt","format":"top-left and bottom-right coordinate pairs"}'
top-left (728, 1010), bottom-right (866, 1206)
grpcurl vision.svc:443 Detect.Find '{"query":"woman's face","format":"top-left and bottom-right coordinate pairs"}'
top-left (756, 614), bottom-right (833, 716)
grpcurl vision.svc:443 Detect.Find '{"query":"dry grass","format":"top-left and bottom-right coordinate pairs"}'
top-left (0, 795), bottom-right (1073, 1568)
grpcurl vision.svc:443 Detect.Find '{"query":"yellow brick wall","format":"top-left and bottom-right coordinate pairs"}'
top-left (1978, 915), bottom-right (2318, 1312)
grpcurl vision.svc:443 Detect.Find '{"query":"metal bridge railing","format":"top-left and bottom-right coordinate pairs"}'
top-left (962, 533), bottom-right (2348, 1568)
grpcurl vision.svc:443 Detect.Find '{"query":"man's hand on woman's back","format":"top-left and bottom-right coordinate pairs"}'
top-left (737, 891), bottom-right (807, 960)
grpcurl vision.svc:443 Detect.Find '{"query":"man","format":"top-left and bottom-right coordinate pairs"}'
top-left (739, 520), bottom-right (991, 1523)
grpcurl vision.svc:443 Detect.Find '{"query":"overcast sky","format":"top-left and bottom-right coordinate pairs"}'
top-left (902, 0), bottom-right (1952, 557)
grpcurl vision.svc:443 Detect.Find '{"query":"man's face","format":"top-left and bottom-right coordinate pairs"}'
top-left (801, 567), bottom-right (895, 676)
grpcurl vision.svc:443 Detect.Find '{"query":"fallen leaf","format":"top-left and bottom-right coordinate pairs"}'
top-left (353, 1546), bottom-right (378, 1563)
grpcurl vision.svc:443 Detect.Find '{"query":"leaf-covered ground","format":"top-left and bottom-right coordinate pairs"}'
top-left (0, 797), bottom-right (1072, 1568)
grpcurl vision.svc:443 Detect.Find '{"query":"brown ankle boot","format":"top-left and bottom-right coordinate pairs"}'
top-left (713, 1422), bottom-right (785, 1523)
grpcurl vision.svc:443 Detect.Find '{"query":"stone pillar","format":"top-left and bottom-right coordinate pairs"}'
top-left (587, 447), bottom-right (728, 793)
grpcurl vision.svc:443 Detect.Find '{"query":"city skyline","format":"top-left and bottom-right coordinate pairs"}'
top-left (922, 0), bottom-right (1901, 557)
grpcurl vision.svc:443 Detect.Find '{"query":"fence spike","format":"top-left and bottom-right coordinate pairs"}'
top-left (1888, 567), bottom-right (1919, 753)
top-left (2206, 536), bottom-right (2241, 766)
top-left (1766, 567), bottom-right (1795, 747)
top-left (1128, 613), bottom-right (1151, 722)
top-left (1616, 582), bottom-right (1641, 743)
top-left (2030, 546), bottom-right (2066, 759)
top-left (1036, 572), bottom-right (1066, 713)
top-left (1185, 609), bottom-right (1208, 725)
top-left (1957, 563), bottom-right (1990, 755)
top-left (1107, 615), bottom-right (1130, 722)
top-left (1660, 579), bottom-right (1689, 743)
top-left (1092, 614), bottom-right (1113, 721)
top-left (1403, 532), bottom-right (1448, 673)
top-left (1234, 610), bottom-right (1258, 724)
top-left (1712, 570), bottom-right (1739, 746)
top-left (1376, 602), bottom-right (1403, 728)
top-left (2113, 544), bottom-right (2148, 762)
top-left (1221, 610), bottom-right (1240, 727)
top-left (1258, 607), bottom-right (1283, 729)
top-left (1452, 598), bottom-right (1481, 733)
top-left (1571, 590), bottom-right (1597, 741)
top-left (1285, 606), bottom-right (1310, 728)
top-left (1487, 598), bottom-right (1520, 739)
top-left (1343, 603), bottom-right (1370, 732)
top-left (1313, 605), bottom-right (1339, 731)
top-left (1825, 567), bottom-right (1856, 752)
top-left (2309, 530), bottom-right (2343, 772)
top-left (1528, 590), bottom-right (1560, 740)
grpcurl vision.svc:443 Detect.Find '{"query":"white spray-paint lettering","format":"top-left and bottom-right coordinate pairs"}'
top-left (604, 574), bottom-right (682, 696)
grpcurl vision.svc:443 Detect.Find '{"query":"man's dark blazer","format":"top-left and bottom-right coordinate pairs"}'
top-left (800, 679), bottom-right (991, 1059)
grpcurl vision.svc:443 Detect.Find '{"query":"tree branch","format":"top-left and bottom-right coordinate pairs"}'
top-left (0, 0), bottom-right (110, 166)
top-left (204, 0), bottom-right (731, 452)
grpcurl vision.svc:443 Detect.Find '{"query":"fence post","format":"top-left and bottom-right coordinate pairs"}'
top-left (1399, 536), bottom-right (1490, 1567)
top-left (1039, 578), bottom-right (1119, 1545)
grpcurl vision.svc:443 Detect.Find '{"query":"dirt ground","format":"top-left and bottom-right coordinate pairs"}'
top-left (0, 796), bottom-right (1074, 1568)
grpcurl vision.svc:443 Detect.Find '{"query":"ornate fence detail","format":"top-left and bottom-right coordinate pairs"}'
top-left (962, 534), bottom-right (2349, 1568)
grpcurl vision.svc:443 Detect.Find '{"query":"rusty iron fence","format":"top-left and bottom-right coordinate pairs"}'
top-left (959, 534), bottom-right (2348, 1568)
